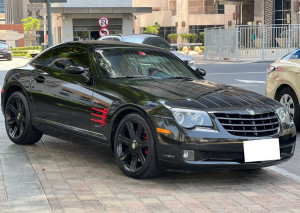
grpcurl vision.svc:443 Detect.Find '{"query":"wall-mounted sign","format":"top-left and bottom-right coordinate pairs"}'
top-left (99, 27), bottom-right (110, 38)
top-left (98, 17), bottom-right (109, 28)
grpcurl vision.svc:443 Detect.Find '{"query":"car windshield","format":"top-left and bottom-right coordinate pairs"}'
top-left (0, 43), bottom-right (8, 48)
top-left (95, 48), bottom-right (199, 79)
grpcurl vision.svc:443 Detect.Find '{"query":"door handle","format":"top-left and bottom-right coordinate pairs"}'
top-left (34, 75), bottom-right (45, 83)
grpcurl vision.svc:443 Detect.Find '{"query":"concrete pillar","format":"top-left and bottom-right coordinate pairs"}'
top-left (176, 0), bottom-right (189, 43)
top-left (62, 16), bottom-right (73, 43)
top-left (122, 14), bottom-right (133, 34)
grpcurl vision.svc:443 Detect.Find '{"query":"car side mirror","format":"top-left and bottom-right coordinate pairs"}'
top-left (65, 64), bottom-right (85, 74)
top-left (195, 68), bottom-right (206, 77)
top-left (172, 45), bottom-right (179, 51)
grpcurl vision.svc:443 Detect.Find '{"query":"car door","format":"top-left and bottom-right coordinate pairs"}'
top-left (31, 46), bottom-right (94, 136)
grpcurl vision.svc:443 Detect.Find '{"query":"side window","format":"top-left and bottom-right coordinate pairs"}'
top-left (48, 47), bottom-right (90, 71)
top-left (31, 50), bottom-right (55, 67)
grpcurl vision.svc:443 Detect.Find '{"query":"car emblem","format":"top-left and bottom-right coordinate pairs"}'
top-left (247, 109), bottom-right (255, 116)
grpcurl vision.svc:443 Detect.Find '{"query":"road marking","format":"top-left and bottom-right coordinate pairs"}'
top-left (207, 71), bottom-right (266, 76)
top-left (268, 166), bottom-right (300, 184)
top-left (235, 79), bottom-right (266, 84)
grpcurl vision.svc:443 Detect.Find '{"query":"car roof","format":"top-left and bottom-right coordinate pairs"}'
top-left (52, 40), bottom-right (165, 51)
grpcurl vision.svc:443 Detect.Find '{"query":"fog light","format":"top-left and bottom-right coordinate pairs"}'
top-left (183, 150), bottom-right (195, 161)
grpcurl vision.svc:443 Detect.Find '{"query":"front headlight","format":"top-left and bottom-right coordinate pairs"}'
top-left (171, 108), bottom-right (213, 128)
top-left (275, 107), bottom-right (291, 125)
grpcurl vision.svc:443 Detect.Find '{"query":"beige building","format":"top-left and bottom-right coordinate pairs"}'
top-left (133, 0), bottom-right (237, 42)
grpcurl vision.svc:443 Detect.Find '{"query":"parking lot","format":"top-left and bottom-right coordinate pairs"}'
top-left (0, 58), bottom-right (300, 212)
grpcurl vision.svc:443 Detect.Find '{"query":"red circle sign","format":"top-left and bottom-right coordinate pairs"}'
top-left (98, 17), bottom-right (109, 28)
top-left (99, 27), bottom-right (111, 37)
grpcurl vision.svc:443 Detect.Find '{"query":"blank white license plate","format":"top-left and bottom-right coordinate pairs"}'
top-left (243, 138), bottom-right (280, 163)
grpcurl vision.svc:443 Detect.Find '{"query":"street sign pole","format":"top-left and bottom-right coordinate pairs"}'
top-left (47, 0), bottom-right (53, 47)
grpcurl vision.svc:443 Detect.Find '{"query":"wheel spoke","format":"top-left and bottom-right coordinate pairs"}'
top-left (137, 150), bottom-right (146, 164)
top-left (136, 123), bottom-right (143, 139)
top-left (6, 118), bottom-right (16, 125)
top-left (15, 98), bottom-right (22, 113)
top-left (139, 140), bottom-right (148, 148)
top-left (129, 154), bottom-right (137, 172)
top-left (126, 121), bottom-right (135, 139)
top-left (118, 135), bottom-right (131, 146)
top-left (7, 104), bottom-right (17, 115)
top-left (119, 149), bottom-right (130, 161)
top-left (11, 126), bottom-right (18, 137)
top-left (19, 122), bottom-right (24, 135)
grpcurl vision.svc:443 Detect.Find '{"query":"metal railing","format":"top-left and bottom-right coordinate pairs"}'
top-left (204, 24), bottom-right (300, 61)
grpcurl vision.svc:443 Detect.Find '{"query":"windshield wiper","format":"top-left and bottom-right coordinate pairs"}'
top-left (167, 76), bottom-right (195, 81)
top-left (116, 75), bottom-right (151, 79)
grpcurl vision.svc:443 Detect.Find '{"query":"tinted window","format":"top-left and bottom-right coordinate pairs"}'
top-left (31, 50), bottom-right (56, 67)
top-left (49, 47), bottom-right (90, 70)
top-left (96, 48), bottom-right (199, 79)
top-left (144, 38), bottom-right (172, 50)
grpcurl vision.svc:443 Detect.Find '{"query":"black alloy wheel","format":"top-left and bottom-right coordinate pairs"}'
top-left (114, 113), bottom-right (161, 178)
top-left (5, 91), bottom-right (42, 145)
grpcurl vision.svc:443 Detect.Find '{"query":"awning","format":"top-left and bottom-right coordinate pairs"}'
top-left (0, 31), bottom-right (24, 41)
top-left (51, 7), bottom-right (152, 14)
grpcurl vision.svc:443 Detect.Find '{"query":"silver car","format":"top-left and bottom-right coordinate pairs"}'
top-left (99, 34), bottom-right (195, 67)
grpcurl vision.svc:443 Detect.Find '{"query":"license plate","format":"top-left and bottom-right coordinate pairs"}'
top-left (243, 138), bottom-right (280, 162)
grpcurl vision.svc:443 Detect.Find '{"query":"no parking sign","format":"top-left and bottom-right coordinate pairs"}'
top-left (99, 27), bottom-right (111, 37)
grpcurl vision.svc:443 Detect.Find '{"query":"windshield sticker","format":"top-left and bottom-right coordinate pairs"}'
top-left (139, 51), bottom-right (146, 56)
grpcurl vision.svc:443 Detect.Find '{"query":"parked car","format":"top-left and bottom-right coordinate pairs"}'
top-left (99, 34), bottom-right (195, 67)
top-left (0, 42), bottom-right (12, 61)
top-left (266, 49), bottom-right (300, 128)
top-left (1, 41), bottom-right (296, 178)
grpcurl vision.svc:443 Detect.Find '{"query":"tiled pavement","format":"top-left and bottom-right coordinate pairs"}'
top-left (1, 58), bottom-right (300, 212)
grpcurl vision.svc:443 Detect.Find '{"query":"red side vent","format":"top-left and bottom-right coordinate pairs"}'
top-left (91, 107), bottom-right (108, 127)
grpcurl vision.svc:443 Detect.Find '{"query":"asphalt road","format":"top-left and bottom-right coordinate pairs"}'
top-left (199, 62), bottom-right (300, 176)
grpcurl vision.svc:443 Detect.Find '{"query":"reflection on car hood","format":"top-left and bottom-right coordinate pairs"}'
top-left (170, 51), bottom-right (193, 62)
top-left (119, 79), bottom-right (281, 111)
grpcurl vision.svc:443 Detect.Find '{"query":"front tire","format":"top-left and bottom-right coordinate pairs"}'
top-left (114, 113), bottom-right (161, 179)
top-left (276, 87), bottom-right (300, 128)
top-left (4, 91), bottom-right (42, 145)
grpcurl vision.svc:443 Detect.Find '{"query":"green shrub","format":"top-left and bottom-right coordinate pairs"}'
top-left (199, 32), bottom-right (205, 43)
top-left (25, 53), bottom-right (33, 58)
top-left (167, 33), bottom-right (178, 43)
top-left (180, 33), bottom-right (188, 43)
top-left (11, 46), bottom-right (42, 56)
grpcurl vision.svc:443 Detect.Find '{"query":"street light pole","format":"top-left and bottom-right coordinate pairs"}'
top-left (47, 0), bottom-right (53, 47)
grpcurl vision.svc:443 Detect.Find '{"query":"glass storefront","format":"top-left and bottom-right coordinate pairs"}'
top-left (73, 18), bottom-right (122, 41)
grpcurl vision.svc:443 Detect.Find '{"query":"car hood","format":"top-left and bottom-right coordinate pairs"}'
top-left (115, 79), bottom-right (282, 111)
top-left (171, 51), bottom-right (193, 62)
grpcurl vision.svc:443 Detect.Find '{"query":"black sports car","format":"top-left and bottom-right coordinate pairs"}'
top-left (1, 41), bottom-right (296, 178)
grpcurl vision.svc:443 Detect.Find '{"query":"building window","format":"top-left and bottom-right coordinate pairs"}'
top-left (188, 0), bottom-right (218, 14)
top-left (218, 4), bottom-right (224, 14)
top-left (0, 0), bottom-right (5, 13)
top-left (274, 0), bottom-right (291, 25)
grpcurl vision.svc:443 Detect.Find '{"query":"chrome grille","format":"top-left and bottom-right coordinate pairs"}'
top-left (214, 112), bottom-right (280, 137)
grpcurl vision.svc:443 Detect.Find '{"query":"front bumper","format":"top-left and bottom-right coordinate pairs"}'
top-left (152, 114), bottom-right (296, 171)
top-left (0, 52), bottom-right (12, 60)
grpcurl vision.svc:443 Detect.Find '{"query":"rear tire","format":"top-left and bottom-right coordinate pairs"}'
top-left (114, 113), bottom-right (161, 179)
top-left (4, 91), bottom-right (42, 145)
top-left (276, 87), bottom-right (300, 129)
